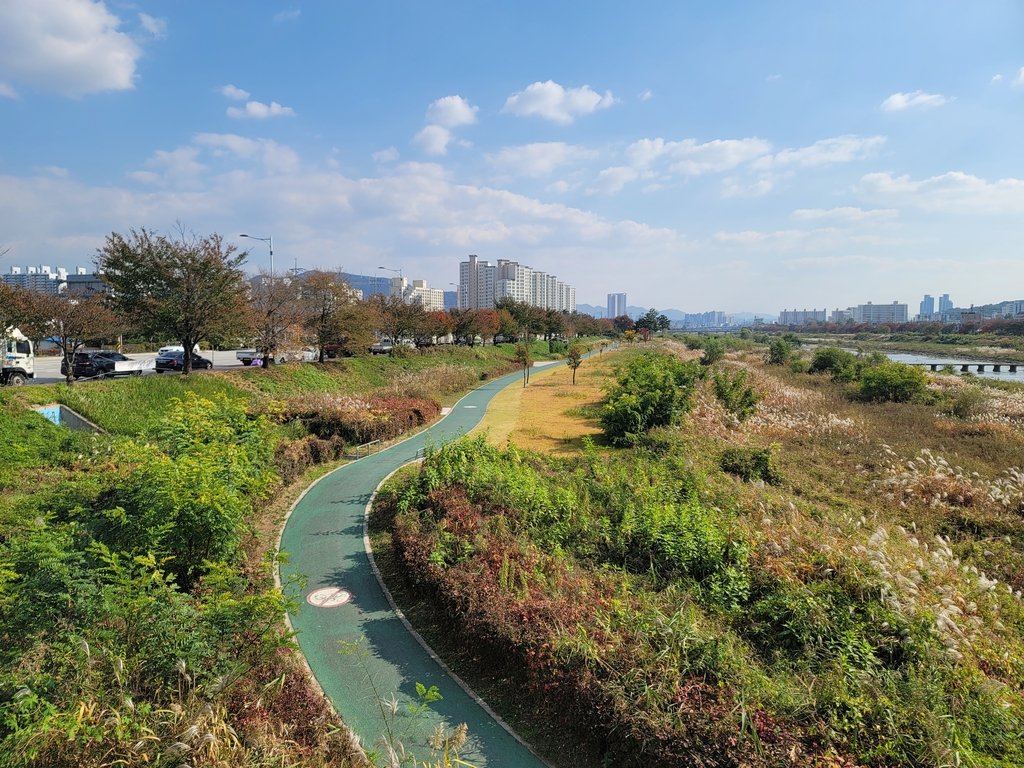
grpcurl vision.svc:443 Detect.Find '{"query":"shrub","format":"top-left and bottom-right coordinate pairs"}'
top-left (600, 353), bottom-right (701, 445)
top-left (700, 337), bottom-right (726, 366)
top-left (809, 346), bottom-right (857, 382)
top-left (858, 362), bottom-right (927, 403)
top-left (790, 358), bottom-right (809, 374)
top-left (944, 386), bottom-right (989, 420)
top-left (766, 339), bottom-right (792, 366)
top-left (711, 367), bottom-right (763, 421)
top-left (288, 395), bottom-right (441, 444)
top-left (720, 446), bottom-right (783, 484)
top-left (781, 332), bottom-right (802, 348)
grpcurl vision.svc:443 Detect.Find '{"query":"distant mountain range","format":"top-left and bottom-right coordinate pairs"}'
top-left (576, 304), bottom-right (778, 324)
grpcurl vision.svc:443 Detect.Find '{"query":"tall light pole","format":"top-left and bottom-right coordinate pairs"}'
top-left (240, 234), bottom-right (274, 274)
top-left (378, 266), bottom-right (402, 297)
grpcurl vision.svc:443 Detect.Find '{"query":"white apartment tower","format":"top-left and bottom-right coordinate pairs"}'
top-left (458, 255), bottom-right (575, 312)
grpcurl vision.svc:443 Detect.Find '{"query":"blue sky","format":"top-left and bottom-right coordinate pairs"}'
top-left (1, 1), bottom-right (1023, 313)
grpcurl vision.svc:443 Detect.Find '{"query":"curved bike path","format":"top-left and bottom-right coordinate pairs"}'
top-left (279, 365), bottom-right (562, 766)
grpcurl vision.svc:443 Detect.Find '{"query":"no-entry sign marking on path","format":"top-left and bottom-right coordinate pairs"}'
top-left (306, 587), bottom-right (352, 608)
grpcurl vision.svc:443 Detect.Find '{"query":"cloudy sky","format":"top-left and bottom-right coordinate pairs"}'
top-left (1, 0), bottom-right (1023, 313)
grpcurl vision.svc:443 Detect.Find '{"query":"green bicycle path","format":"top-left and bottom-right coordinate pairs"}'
top-left (279, 367), bottom-right (552, 766)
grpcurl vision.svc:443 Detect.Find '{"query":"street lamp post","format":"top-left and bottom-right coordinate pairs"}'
top-left (240, 234), bottom-right (274, 274)
top-left (378, 266), bottom-right (403, 298)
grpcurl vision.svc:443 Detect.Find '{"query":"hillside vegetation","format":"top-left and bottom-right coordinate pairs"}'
top-left (378, 341), bottom-right (1024, 767)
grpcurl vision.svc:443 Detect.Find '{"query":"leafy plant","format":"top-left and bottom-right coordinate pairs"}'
top-left (766, 339), bottom-right (792, 366)
top-left (858, 362), bottom-right (928, 403)
top-left (719, 445), bottom-right (783, 484)
top-left (600, 352), bottom-right (701, 445)
top-left (809, 346), bottom-right (858, 382)
top-left (711, 367), bottom-right (763, 421)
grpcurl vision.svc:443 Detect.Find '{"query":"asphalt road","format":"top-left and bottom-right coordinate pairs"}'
top-left (29, 350), bottom-right (248, 385)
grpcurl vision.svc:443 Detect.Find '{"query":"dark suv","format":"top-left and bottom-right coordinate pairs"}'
top-left (155, 350), bottom-right (213, 373)
top-left (61, 350), bottom-right (136, 380)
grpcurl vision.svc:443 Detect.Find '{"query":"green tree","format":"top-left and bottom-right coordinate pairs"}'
top-left (97, 227), bottom-right (249, 374)
top-left (566, 344), bottom-right (584, 384)
top-left (712, 367), bottom-right (763, 421)
top-left (700, 337), bottom-right (726, 366)
top-left (514, 342), bottom-right (532, 387)
top-left (809, 346), bottom-right (858, 382)
top-left (601, 352), bottom-right (701, 445)
top-left (766, 339), bottom-right (792, 366)
top-left (299, 269), bottom-right (371, 361)
top-left (858, 362), bottom-right (928, 403)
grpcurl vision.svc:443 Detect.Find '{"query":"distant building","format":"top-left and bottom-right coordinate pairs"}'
top-left (960, 311), bottom-right (982, 326)
top-left (919, 294), bottom-right (935, 317)
top-left (607, 293), bottom-right (627, 319)
top-left (443, 290), bottom-right (458, 311)
top-left (1000, 300), bottom-right (1024, 317)
top-left (682, 311), bottom-right (728, 328)
top-left (458, 255), bottom-right (575, 312)
top-left (64, 267), bottom-right (108, 295)
top-left (778, 309), bottom-right (827, 325)
top-left (3, 265), bottom-right (65, 294)
top-left (389, 277), bottom-right (445, 312)
top-left (938, 294), bottom-right (953, 312)
top-left (854, 302), bottom-right (908, 324)
top-left (831, 308), bottom-right (855, 322)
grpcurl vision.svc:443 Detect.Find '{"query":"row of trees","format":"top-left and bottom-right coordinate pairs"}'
top-left (0, 227), bottom-right (622, 383)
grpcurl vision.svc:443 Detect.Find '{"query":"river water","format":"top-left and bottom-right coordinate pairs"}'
top-left (882, 351), bottom-right (1024, 381)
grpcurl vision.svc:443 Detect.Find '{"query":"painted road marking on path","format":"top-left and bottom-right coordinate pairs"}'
top-left (463, 405), bottom-right (478, 408)
top-left (306, 587), bottom-right (352, 608)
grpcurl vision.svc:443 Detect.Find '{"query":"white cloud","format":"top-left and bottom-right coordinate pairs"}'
top-left (273, 9), bottom-right (301, 23)
top-left (193, 133), bottom-right (300, 174)
top-left (881, 90), bottom-right (949, 111)
top-left (138, 13), bottom-right (167, 39)
top-left (487, 143), bottom-right (597, 177)
top-left (586, 166), bottom-right (639, 195)
top-left (626, 137), bottom-right (773, 175)
top-left (130, 146), bottom-right (206, 187)
top-left (373, 147), bottom-right (399, 163)
top-left (0, 82), bottom-right (18, 99)
top-left (226, 100), bottom-right (296, 119)
top-left (991, 74), bottom-right (1002, 83)
top-left (412, 125), bottom-right (452, 155)
top-left (220, 84), bottom-right (250, 101)
top-left (425, 95), bottom-right (478, 128)
top-left (501, 80), bottom-right (616, 125)
top-left (638, 89), bottom-right (652, 101)
top-left (34, 165), bottom-right (69, 177)
top-left (752, 135), bottom-right (885, 170)
top-left (1014, 68), bottom-right (1024, 87)
top-left (767, 74), bottom-right (782, 81)
top-left (546, 180), bottom-right (571, 194)
top-left (0, 0), bottom-right (144, 97)
top-left (857, 170), bottom-right (1024, 213)
top-left (721, 178), bottom-right (773, 198)
top-left (792, 206), bottom-right (899, 222)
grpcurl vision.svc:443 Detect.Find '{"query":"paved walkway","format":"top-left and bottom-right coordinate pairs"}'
top-left (278, 367), bottom-right (551, 766)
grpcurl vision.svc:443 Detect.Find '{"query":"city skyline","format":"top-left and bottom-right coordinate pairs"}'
top-left (1, 2), bottom-right (1024, 310)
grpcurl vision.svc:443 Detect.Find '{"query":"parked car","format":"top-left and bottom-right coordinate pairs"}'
top-left (155, 350), bottom-right (214, 373)
top-left (368, 341), bottom-right (394, 355)
top-left (61, 350), bottom-right (143, 380)
top-left (158, 344), bottom-right (200, 355)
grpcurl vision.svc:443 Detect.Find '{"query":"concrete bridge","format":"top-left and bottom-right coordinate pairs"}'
top-left (911, 362), bottom-right (1020, 373)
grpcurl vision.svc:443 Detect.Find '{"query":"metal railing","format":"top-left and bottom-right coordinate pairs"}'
top-left (347, 439), bottom-right (382, 459)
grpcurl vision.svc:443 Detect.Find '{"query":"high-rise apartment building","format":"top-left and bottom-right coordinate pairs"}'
top-left (3, 265), bottom-right (67, 294)
top-left (938, 294), bottom-right (953, 312)
top-left (607, 293), bottom-right (627, 319)
top-left (389, 277), bottom-right (445, 312)
top-left (853, 302), bottom-right (908, 324)
top-left (778, 309), bottom-right (827, 324)
top-left (458, 255), bottom-right (575, 312)
top-left (920, 295), bottom-right (935, 317)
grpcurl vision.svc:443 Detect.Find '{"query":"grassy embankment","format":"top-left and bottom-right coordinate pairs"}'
top-left (0, 341), bottom-right (571, 767)
top-left (373, 340), bottom-right (1024, 768)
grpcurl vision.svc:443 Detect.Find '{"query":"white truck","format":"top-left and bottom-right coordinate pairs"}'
top-left (236, 347), bottom-right (318, 366)
top-left (1, 328), bottom-right (34, 386)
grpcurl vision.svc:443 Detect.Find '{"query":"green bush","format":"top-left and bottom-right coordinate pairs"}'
top-left (719, 446), bottom-right (783, 484)
top-left (858, 362), bottom-right (928, 403)
top-left (944, 386), bottom-right (989, 420)
top-left (790, 358), bottom-right (809, 374)
top-left (711, 367), bottom-right (762, 421)
top-left (766, 339), bottom-right (792, 366)
top-left (781, 332), bottom-right (802, 348)
top-left (600, 353), bottom-right (701, 446)
top-left (700, 337), bottom-right (726, 366)
top-left (809, 346), bottom-right (857, 382)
